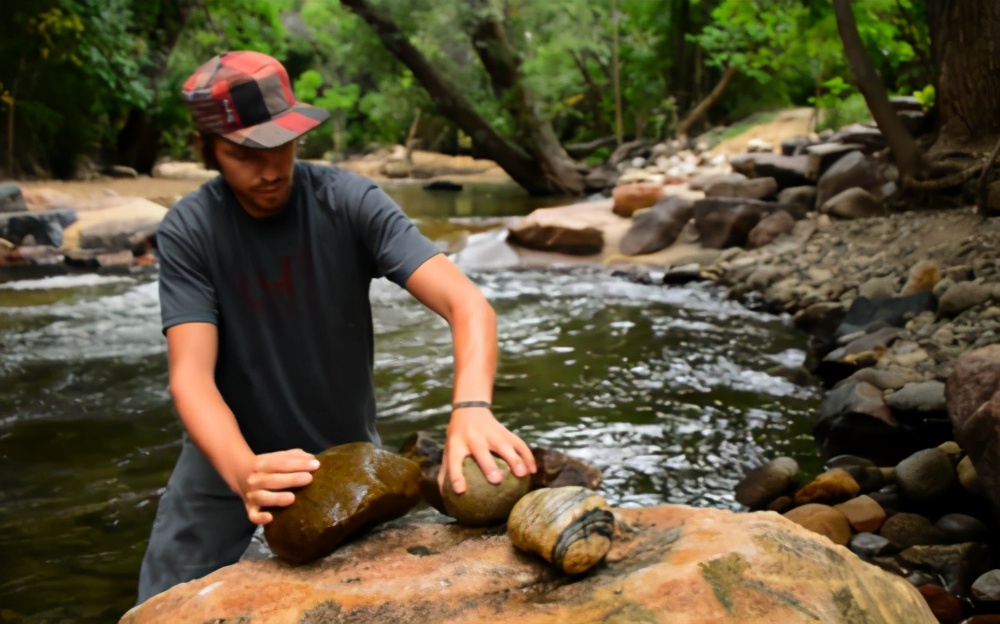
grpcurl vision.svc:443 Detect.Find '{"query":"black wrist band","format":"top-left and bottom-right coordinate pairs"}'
top-left (452, 400), bottom-right (492, 410)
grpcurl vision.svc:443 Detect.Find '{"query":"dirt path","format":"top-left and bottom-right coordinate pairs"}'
top-left (708, 107), bottom-right (817, 156)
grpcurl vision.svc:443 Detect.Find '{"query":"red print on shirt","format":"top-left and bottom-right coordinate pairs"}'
top-left (237, 252), bottom-right (314, 312)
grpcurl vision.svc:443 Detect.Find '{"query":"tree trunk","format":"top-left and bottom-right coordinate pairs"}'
top-left (467, 0), bottom-right (584, 193)
top-left (341, 0), bottom-right (580, 195)
top-left (676, 66), bottom-right (737, 138)
top-left (833, 0), bottom-right (924, 181)
top-left (116, 0), bottom-right (198, 173)
top-left (927, 0), bottom-right (1000, 148)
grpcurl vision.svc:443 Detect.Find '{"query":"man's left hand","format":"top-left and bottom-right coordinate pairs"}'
top-left (439, 406), bottom-right (537, 495)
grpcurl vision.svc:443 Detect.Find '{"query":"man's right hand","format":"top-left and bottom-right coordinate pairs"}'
top-left (235, 449), bottom-right (320, 525)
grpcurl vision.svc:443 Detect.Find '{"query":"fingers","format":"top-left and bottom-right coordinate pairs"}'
top-left (492, 442), bottom-right (527, 478)
top-left (444, 441), bottom-right (469, 495)
top-left (246, 470), bottom-right (314, 493)
top-left (253, 449), bottom-right (320, 475)
top-left (470, 446), bottom-right (502, 485)
top-left (241, 449), bottom-right (319, 525)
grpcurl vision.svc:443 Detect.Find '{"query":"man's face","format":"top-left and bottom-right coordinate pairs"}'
top-left (214, 138), bottom-right (297, 218)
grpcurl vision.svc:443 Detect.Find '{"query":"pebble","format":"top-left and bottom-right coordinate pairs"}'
top-left (935, 513), bottom-right (990, 543)
top-left (895, 449), bottom-right (956, 503)
top-left (972, 569), bottom-right (1000, 603)
top-left (793, 468), bottom-right (861, 505)
top-left (917, 584), bottom-right (965, 624)
top-left (784, 504), bottom-right (852, 546)
top-left (848, 532), bottom-right (896, 558)
top-left (833, 495), bottom-right (886, 533)
top-left (879, 512), bottom-right (948, 549)
top-left (734, 457), bottom-right (798, 509)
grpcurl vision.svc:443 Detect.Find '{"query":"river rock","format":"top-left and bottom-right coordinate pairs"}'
top-left (734, 456), bottom-right (799, 509)
top-left (899, 260), bottom-right (941, 296)
top-left (868, 487), bottom-right (904, 517)
top-left (820, 187), bottom-right (883, 220)
top-left (945, 346), bottom-right (1000, 519)
top-left (917, 584), bottom-right (965, 624)
top-left (823, 327), bottom-right (903, 378)
top-left (957, 456), bottom-right (985, 497)
top-left (899, 542), bottom-right (993, 596)
top-left (972, 570), bottom-right (1000, 603)
top-left (833, 495), bottom-right (886, 533)
top-left (61, 198), bottom-right (167, 251)
top-left (793, 468), bottom-right (860, 505)
top-left (507, 201), bottom-right (609, 255)
top-left (812, 380), bottom-right (919, 465)
top-left (840, 465), bottom-right (889, 493)
top-left (776, 186), bottom-right (817, 213)
top-left (507, 486), bottom-right (613, 575)
top-left (704, 176), bottom-right (777, 200)
top-left (895, 448), bottom-right (956, 503)
top-left (938, 281), bottom-right (992, 317)
top-left (0, 209), bottom-right (77, 247)
top-left (398, 431), bottom-right (444, 472)
top-left (879, 513), bottom-right (949, 550)
top-left (766, 495), bottom-right (794, 513)
top-left (747, 209), bottom-right (796, 248)
top-left (692, 198), bottom-right (776, 249)
top-left (688, 172), bottom-right (747, 191)
top-left (845, 366), bottom-right (925, 391)
top-left (120, 505), bottom-right (937, 624)
top-left (612, 182), bottom-right (664, 217)
top-left (935, 514), bottom-right (990, 543)
top-left (849, 532), bottom-right (896, 558)
top-left (858, 275), bottom-right (899, 302)
top-left (815, 150), bottom-right (882, 208)
top-left (886, 381), bottom-right (947, 417)
top-left (835, 292), bottom-right (937, 338)
top-left (728, 153), bottom-right (813, 190)
top-left (784, 503), bottom-right (852, 545)
top-left (443, 457), bottom-right (532, 526)
top-left (530, 448), bottom-right (603, 490)
top-left (264, 442), bottom-right (422, 564)
top-left (0, 182), bottom-right (27, 213)
top-left (619, 196), bottom-right (694, 255)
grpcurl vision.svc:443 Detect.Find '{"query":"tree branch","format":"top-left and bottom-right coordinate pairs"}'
top-left (833, 0), bottom-right (924, 180)
top-left (676, 66), bottom-right (737, 138)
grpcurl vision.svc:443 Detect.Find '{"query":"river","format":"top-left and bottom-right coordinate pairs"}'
top-left (0, 180), bottom-right (822, 623)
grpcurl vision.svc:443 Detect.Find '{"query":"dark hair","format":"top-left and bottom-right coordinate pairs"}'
top-left (197, 133), bottom-right (221, 171)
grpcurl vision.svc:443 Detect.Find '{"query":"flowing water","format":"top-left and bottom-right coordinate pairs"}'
top-left (0, 180), bottom-right (822, 623)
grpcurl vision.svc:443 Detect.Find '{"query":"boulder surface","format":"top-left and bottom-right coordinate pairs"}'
top-left (121, 505), bottom-right (935, 624)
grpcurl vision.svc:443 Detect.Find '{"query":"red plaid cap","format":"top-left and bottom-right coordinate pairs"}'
top-left (182, 51), bottom-right (329, 148)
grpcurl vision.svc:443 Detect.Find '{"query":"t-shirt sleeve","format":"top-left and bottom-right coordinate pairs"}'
top-left (352, 184), bottom-right (441, 287)
top-left (157, 210), bottom-right (219, 333)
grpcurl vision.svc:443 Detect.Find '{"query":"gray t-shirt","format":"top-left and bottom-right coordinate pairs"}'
top-left (156, 162), bottom-right (440, 454)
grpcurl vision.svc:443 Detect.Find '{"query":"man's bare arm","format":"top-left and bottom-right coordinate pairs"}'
top-left (404, 254), bottom-right (536, 494)
top-left (166, 322), bottom-right (318, 523)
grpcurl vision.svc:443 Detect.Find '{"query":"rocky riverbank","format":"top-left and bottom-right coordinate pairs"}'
top-left (493, 118), bottom-right (1000, 622)
top-left (712, 208), bottom-right (1000, 623)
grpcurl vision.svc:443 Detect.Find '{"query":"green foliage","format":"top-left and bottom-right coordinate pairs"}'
top-left (694, 0), bottom-right (809, 84)
top-left (912, 84), bottom-right (935, 111)
top-left (815, 92), bottom-right (871, 132)
top-left (0, 0), bottom-right (159, 175)
top-left (0, 0), bottom-right (939, 178)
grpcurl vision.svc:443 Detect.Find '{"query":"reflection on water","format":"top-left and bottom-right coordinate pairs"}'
top-left (0, 186), bottom-right (821, 623)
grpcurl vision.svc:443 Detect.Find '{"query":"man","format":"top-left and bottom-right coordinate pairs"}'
top-left (138, 50), bottom-right (536, 603)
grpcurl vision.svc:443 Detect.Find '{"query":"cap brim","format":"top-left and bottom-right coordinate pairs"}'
top-left (221, 102), bottom-right (330, 148)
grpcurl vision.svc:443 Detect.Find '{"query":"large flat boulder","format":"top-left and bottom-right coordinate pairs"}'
top-left (61, 197), bottom-right (167, 251)
top-left (121, 505), bottom-right (935, 624)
